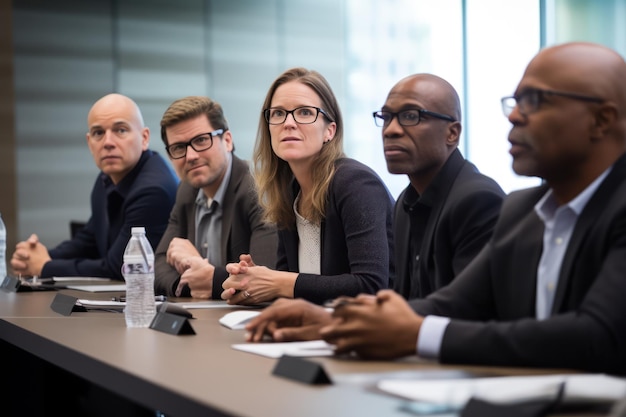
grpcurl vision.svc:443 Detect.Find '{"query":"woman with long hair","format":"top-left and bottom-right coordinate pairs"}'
top-left (222, 67), bottom-right (394, 305)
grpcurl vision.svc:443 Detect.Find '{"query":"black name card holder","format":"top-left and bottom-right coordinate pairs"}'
top-left (272, 355), bottom-right (332, 385)
top-left (149, 311), bottom-right (195, 335)
top-left (1, 276), bottom-right (22, 292)
top-left (50, 293), bottom-right (86, 316)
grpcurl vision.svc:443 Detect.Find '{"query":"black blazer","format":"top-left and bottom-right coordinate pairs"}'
top-left (392, 149), bottom-right (505, 299)
top-left (44, 150), bottom-right (178, 280)
top-left (278, 158), bottom-right (395, 305)
top-left (410, 153), bottom-right (626, 374)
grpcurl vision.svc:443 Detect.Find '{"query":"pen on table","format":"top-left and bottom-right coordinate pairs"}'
top-left (323, 295), bottom-right (382, 309)
top-left (323, 298), bottom-right (361, 309)
top-left (111, 295), bottom-right (167, 302)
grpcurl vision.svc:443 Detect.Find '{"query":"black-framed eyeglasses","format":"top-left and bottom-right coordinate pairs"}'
top-left (372, 109), bottom-right (456, 128)
top-left (264, 106), bottom-right (333, 125)
top-left (501, 88), bottom-right (604, 117)
top-left (165, 129), bottom-right (225, 159)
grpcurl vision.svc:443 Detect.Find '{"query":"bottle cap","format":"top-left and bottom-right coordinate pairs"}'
top-left (131, 226), bottom-right (146, 234)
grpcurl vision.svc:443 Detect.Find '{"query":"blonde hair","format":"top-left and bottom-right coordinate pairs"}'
top-left (253, 68), bottom-right (345, 229)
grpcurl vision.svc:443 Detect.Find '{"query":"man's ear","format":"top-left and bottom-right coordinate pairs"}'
top-left (446, 121), bottom-right (462, 147)
top-left (223, 130), bottom-right (234, 151)
top-left (590, 102), bottom-right (617, 141)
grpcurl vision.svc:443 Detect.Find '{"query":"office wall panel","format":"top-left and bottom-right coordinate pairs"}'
top-left (116, 0), bottom-right (207, 153)
top-left (207, 0), bottom-right (281, 159)
top-left (0, 0), bottom-right (17, 251)
top-left (11, 0), bottom-right (351, 247)
top-left (13, 1), bottom-right (114, 246)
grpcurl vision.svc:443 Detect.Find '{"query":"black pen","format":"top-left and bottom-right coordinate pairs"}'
top-left (111, 295), bottom-right (167, 302)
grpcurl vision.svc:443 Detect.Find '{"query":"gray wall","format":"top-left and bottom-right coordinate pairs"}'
top-left (11, 0), bottom-right (346, 247)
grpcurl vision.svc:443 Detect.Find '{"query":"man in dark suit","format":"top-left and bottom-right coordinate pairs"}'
top-left (154, 96), bottom-right (277, 299)
top-left (375, 74), bottom-right (505, 299)
top-left (244, 42), bottom-right (626, 375)
top-left (10, 93), bottom-right (178, 280)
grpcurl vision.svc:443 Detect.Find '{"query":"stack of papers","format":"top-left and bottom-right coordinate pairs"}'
top-left (67, 284), bottom-right (126, 292)
top-left (377, 374), bottom-right (626, 407)
top-left (76, 299), bottom-right (163, 311)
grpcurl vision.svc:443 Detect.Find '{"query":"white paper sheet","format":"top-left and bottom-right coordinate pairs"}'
top-left (176, 301), bottom-right (258, 310)
top-left (53, 277), bottom-right (113, 282)
top-left (66, 284), bottom-right (127, 292)
top-left (76, 299), bottom-right (164, 311)
top-left (232, 340), bottom-right (335, 358)
top-left (377, 374), bottom-right (626, 407)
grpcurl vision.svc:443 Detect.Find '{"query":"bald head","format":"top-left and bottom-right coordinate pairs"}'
top-left (88, 93), bottom-right (145, 129)
top-left (381, 73), bottom-right (463, 193)
top-left (508, 42), bottom-right (626, 203)
top-left (524, 42), bottom-right (626, 115)
top-left (86, 93), bottom-right (150, 184)
top-left (389, 74), bottom-right (462, 122)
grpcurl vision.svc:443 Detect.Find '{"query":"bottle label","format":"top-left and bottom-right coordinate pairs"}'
top-left (122, 262), bottom-right (154, 275)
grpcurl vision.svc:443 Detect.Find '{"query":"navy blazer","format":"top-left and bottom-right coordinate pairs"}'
top-left (279, 158), bottom-right (395, 305)
top-left (393, 149), bottom-right (505, 299)
top-left (154, 154), bottom-right (278, 298)
top-left (410, 152), bottom-right (626, 374)
top-left (43, 150), bottom-right (178, 280)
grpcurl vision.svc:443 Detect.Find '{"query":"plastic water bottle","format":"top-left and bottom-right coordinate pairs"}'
top-left (0, 213), bottom-right (6, 278)
top-left (122, 227), bottom-right (156, 328)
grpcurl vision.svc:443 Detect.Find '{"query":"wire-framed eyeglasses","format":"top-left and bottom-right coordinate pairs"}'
top-left (372, 109), bottom-right (456, 127)
top-left (264, 106), bottom-right (333, 125)
top-left (501, 88), bottom-right (604, 117)
top-left (165, 129), bottom-right (225, 159)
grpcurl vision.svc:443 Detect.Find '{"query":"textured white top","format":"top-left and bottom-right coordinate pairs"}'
top-left (294, 193), bottom-right (321, 275)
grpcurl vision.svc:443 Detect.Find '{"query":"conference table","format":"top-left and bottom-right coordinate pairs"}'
top-left (0, 285), bottom-right (608, 417)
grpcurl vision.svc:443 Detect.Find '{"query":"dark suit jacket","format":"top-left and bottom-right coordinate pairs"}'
top-left (393, 149), bottom-right (505, 299)
top-left (279, 158), bottom-right (395, 305)
top-left (410, 153), bottom-right (626, 374)
top-left (154, 154), bottom-right (278, 298)
top-left (43, 150), bottom-right (178, 280)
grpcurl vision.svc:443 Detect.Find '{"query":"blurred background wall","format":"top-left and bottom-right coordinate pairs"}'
top-left (1, 0), bottom-right (624, 256)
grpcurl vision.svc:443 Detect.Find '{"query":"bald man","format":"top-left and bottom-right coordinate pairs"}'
top-left (11, 93), bottom-right (178, 280)
top-left (245, 42), bottom-right (626, 374)
top-left (375, 74), bottom-right (504, 299)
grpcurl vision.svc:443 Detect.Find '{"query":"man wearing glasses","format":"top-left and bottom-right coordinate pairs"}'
top-left (245, 42), bottom-right (626, 374)
top-left (372, 73), bottom-right (505, 299)
top-left (154, 96), bottom-right (277, 299)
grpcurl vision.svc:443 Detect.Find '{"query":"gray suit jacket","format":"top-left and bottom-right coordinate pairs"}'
top-left (154, 154), bottom-right (278, 298)
top-left (410, 153), bottom-right (626, 374)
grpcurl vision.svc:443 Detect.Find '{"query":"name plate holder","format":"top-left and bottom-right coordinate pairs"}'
top-left (272, 355), bottom-right (332, 385)
top-left (1, 276), bottom-right (57, 293)
top-left (149, 303), bottom-right (195, 335)
top-left (1, 276), bottom-right (22, 292)
top-left (50, 293), bottom-right (86, 316)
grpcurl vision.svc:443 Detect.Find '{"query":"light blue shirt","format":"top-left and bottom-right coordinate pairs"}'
top-left (417, 167), bottom-right (611, 359)
top-left (194, 152), bottom-right (232, 264)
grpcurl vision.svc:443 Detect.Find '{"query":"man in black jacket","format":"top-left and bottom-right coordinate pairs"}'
top-left (375, 73), bottom-right (505, 299)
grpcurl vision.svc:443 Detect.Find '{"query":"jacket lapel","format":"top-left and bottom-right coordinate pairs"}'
top-left (552, 154), bottom-right (626, 313)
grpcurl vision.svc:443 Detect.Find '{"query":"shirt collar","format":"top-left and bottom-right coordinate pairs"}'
top-left (535, 166), bottom-right (612, 221)
top-left (195, 152), bottom-right (233, 208)
top-left (402, 148), bottom-right (463, 211)
top-left (102, 149), bottom-right (152, 198)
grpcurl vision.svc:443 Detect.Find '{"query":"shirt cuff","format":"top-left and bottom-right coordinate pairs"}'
top-left (416, 315), bottom-right (451, 359)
